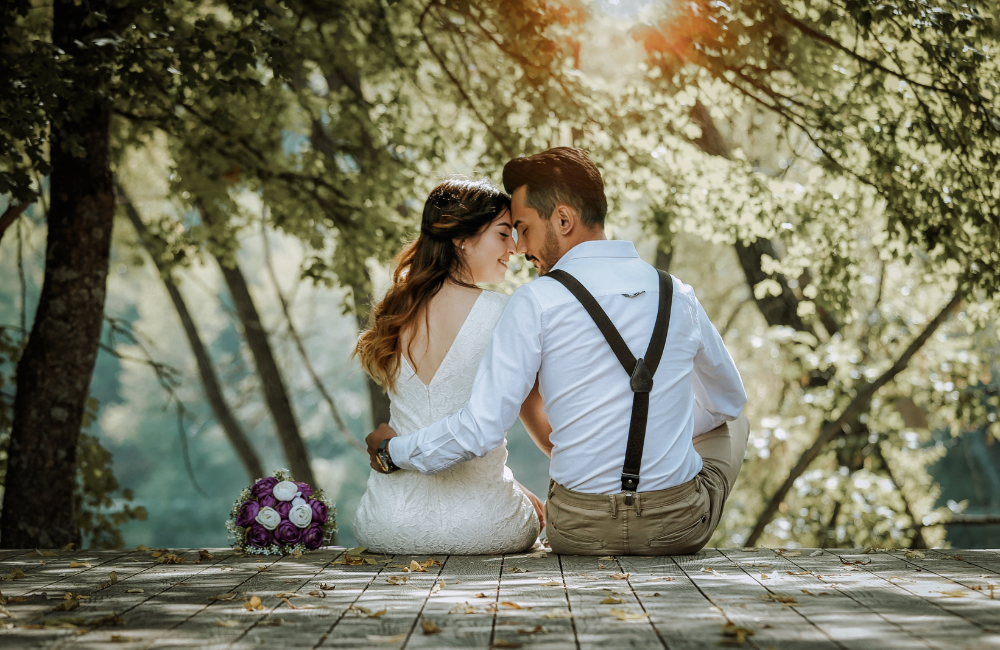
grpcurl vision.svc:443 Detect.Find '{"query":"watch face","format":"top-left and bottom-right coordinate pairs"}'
top-left (376, 452), bottom-right (390, 473)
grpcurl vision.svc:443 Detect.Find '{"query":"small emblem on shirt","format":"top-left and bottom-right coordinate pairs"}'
top-left (622, 291), bottom-right (645, 298)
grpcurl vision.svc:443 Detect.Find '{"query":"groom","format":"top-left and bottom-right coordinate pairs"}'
top-left (366, 147), bottom-right (749, 555)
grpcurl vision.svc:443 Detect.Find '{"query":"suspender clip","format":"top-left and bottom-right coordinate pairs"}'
top-left (621, 472), bottom-right (639, 494)
top-left (630, 358), bottom-right (654, 393)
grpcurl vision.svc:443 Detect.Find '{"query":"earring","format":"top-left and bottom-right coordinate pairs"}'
top-left (461, 243), bottom-right (465, 250)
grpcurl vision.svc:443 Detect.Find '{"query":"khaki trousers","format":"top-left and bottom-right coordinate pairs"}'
top-left (545, 413), bottom-right (750, 555)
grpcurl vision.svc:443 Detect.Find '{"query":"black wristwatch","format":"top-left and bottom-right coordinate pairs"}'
top-left (376, 438), bottom-right (400, 474)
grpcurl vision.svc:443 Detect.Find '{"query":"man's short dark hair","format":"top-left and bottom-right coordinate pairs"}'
top-left (502, 147), bottom-right (607, 228)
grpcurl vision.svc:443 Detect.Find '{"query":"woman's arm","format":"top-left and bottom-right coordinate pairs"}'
top-left (519, 374), bottom-right (553, 457)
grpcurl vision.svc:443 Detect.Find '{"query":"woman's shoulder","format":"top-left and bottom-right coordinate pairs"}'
top-left (478, 289), bottom-right (511, 314)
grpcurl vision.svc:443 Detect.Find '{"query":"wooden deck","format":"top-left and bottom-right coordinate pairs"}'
top-left (1, 547), bottom-right (998, 649)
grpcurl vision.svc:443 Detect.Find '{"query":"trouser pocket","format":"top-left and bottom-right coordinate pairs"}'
top-left (545, 497), bottom-right (606, 555)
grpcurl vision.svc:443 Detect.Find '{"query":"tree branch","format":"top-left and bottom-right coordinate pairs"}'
top-left (746, 291), bottom-right (963, 546)
top-left (0, 202), bottom-right (30, 246)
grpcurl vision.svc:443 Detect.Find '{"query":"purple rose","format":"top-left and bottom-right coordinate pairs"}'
top-left (275, 501), bottom-right (292, 518)
top-left (235, 500), bottom-right (261, 527)
top-left (246, 523), bottom-right (273, 549)
top-left (294, 481), bottom-right (314, 497)
top-left (309, 499), bottom-right (328, 524)
top-left (274, 520), bottom-right (302, 545)
top-left (251, 477), bottom-right (278, 498)
top-left (258, 495), bottom-right (277, 509)
top-left (301, 523), bottom-right (324, 550)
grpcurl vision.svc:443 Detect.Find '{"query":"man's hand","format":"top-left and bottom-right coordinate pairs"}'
top-left (366, 423), bottom-right (398, 473)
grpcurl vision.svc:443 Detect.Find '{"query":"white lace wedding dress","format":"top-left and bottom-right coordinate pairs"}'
top-left (353, 290), bottom-right (540, 555)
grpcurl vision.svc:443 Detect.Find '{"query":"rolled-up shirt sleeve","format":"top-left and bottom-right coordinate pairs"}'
top-left (388, 288), bottom-right (544, 474)
top-left (691, 297), bottom-right (747, 435)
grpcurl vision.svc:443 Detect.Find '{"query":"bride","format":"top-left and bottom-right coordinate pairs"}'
top-left (352, 178), bottom-right (543, 554)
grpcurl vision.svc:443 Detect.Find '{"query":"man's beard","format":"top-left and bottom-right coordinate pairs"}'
top-left (536, 220), bottom-right (561, 275)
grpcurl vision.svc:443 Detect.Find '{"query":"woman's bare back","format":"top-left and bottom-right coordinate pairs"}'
top-left (400, 283), bottom-right (482, 386)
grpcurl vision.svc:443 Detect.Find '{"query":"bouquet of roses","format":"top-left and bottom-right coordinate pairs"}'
top-left (226, 469), bottom-right (336, 555)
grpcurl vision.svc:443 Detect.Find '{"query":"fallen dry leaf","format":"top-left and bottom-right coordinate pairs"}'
top-left (759, 594), bottom-right (798, 605)
top-left (62, 543), bottom-right (75, 551)
top-left (319, 583), bottom-right (335, 590)
top-left (810, 550), bottom-right (824, 557)
top-left (134, 545), bottom-right (151, 552)
top-left (68, 561), bottom-right (90, 568)
top-left (208, 592), bottom-right (240, 602)
top-left (474, 592), bottom-right (487, 598)
top-left (408, 560), bottom-right (427, 573)
top-left (258, 617), bottom-right (284, 626)
top-left (244, 596), bottom-right (264, 611)
top-left (158, 553), bottom-right (185, 565)
top-left (110, 634), bottom-right (139, 642)
top-left (720, 621), bottom-right (754, 645)
top-left (109, 571), bottom-right (118, 585)
top-left (905, 550), bottom-right (926, 560)
top-left (539, 608), bottom-right (573, 619)
top-left (786, 571), bottom-right (811, 576)
top-left (366, 633), bottom-right (407, 643)
top-left (610, 573), bottom-right (630, 580)
top-left (421, 617), bottom-right (441, 634)
top-left (519, 625), bottom-right (545, 634)
top-left (540, 580), bottom-right (562, 586)
top-left (506, 566), bottom-right (530, 573)
top-left (700, 567), bottom-right (715, 573)
top-left (449, 602), bottom-right (476, 614)
top-left (351, 605), bottom-right (387, 618)
top-left (500, 601), bottom-right (525, 609)
top-left (491, 641), bottom-right (522, 649)
top-left (386, 576), bottom-right (408, 585)
top-left (777, 550), bottom-right (802, 557)
top-left (430, 580), bottom-right (445, 594)
top-left (935, 590), bottom-right (967, 598)
top-left (609, 608), bottom-right (648, 621)
top-left (600, 596), bottom-right (623, 604)
top-left (800, 589), bottom-right (832, 596)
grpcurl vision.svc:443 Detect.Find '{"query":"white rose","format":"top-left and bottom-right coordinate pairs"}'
top-left (292, 496), bottom-right (307, 507)
top-left (255, 506), bottom-right (281, 531)
top-left (288, 503), bottom-right (313, 529)
top-left (272, 481), bottom-right (298, 502)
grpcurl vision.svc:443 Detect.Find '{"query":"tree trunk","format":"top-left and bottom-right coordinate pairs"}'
top-left (0, 1), bottom-right (117, 549)
top-left (119, 186), bottom-right (266, 482)
top-left (687, 101), bottom-right (815, 337)
top-left (215, 255), bottom-right (316, 486)
top-left (0, 202), bottom-right (29, 245)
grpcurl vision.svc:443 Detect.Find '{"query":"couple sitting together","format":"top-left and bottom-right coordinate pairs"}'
top-left (353, 147), bottom-right (750, 555)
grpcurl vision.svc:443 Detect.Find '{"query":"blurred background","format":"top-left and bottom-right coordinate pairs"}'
top-left (1, 0), bottom-right (997, 550)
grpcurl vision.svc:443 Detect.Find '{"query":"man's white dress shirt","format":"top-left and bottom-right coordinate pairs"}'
top-left (388, 240), bottom-right (747, 494)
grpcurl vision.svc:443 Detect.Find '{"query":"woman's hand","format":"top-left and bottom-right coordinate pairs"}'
top-left (516, 481), bottom-right (545, 531)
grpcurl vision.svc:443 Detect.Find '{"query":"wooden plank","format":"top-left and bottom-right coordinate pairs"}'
top-left (673, 549), bottom-right (841, 650)
top-left (785, 550), bottom-right (997, 650)
top-left (1, 549), bottom-right (133, 598)
top-left (826, 550), bottom-right (1000, 635)
top-left (405, 554), bottom-right (499, 649)
top-left (559, 554), bottom-right (662, 649)
top-left (0, 549), bottom-right (237, 649)
top-left (321, 553), bottom-right (446, 648)
top-left (718, 548), bottom-right (933, 650)
top-left (616, 554), bottom-right (739, 650)
top-left (929, 550), bottom-right (1000, 577)
top-left (41, 550), bottom-right (278, 649)
top-left (492, 550), bottom-right (575, 650)
top-left (227, 548), bottom-right (386, 650)
top-left (141, 551), bottom-right (325, 649)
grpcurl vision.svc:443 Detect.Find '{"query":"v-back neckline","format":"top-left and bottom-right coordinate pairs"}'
top-left (401, 291), bottom-right (485, 388)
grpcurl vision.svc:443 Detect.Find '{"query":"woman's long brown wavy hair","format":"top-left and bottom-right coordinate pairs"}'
top-left (354, 178), bottom-right (510, 392)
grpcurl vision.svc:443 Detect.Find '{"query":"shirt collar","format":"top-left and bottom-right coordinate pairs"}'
top-left (550, 240), bottom-right (639, 273)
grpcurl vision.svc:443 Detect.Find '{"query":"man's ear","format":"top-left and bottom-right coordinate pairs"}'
top-left (553, 204), bottom-right (576, 236)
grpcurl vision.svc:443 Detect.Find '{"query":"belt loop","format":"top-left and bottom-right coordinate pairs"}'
top-left (608, 494), bottom-right (618, 519)
top-left (634, 492), bottom-right (642, 517)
